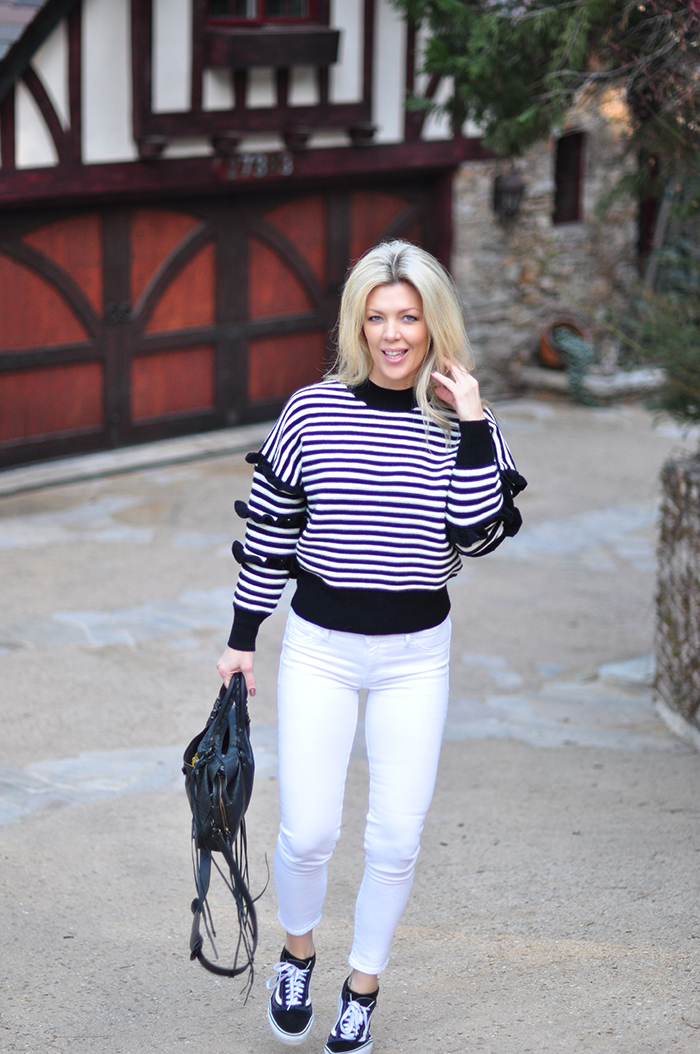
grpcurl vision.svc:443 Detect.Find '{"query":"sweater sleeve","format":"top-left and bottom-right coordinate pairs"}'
top-left (228, 400), bottom-right (307, 651)
top-left (446, 408), bottom-right (527, 558)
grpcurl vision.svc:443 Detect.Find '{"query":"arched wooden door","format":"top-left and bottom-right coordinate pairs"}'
top-left (0, 177), bottom-right (440, 468)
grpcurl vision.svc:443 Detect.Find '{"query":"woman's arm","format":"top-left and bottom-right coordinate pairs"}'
top-left (431, 361), bottom-right (525, 555)
top-left (224, 394), bottom-right (308, 660)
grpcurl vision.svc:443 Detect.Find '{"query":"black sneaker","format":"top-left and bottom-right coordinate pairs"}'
top-left (324, 977), bottom-right (378, 1054)
top-left (266, 947), bottom-right (315, 1046)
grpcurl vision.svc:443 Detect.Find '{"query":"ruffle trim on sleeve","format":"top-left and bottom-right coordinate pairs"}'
top-left (232, 539), bottom-right (299, 574)
top-left (502, 467), bottom-right (528, 497)
top-left (447, 468), bottom-right (528, 557)
top-left (245, 451), bottom-right (304, 496)
top-left (235, 499), bottom-right (306, 529)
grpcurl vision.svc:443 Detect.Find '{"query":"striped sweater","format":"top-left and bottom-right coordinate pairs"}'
top-left (228, 378), bottom-right (526, 649)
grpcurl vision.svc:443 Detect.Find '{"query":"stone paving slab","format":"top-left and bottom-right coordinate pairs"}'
top-left (0, 398), bottom-right (699, 1053)
top-left (0, 421), bottom-right (273, 497)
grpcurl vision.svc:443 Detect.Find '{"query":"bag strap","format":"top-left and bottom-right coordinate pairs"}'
top-left (189, 831), bottom-right (258, 978)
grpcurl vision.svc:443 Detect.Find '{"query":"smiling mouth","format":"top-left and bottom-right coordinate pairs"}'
top-left (382, 348), bottom-right (408, 361)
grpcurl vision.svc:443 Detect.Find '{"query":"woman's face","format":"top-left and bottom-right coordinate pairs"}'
top-left (363, 282), bottom-right (430, 390)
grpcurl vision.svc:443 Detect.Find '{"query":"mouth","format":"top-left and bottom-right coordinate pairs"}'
top-left (382, 348), bottom-right (409, 362)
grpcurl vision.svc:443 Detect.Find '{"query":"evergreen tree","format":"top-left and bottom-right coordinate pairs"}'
top-left (397, 0), bottom-right (700, 173)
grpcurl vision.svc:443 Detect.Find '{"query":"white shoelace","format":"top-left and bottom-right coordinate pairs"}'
top-left (266, 960), bottom-right (310, 1007)
top-left (337, 999), bottom-right (370, 1040)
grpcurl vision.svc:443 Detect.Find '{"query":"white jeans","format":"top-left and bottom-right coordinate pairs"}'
top-left (274, 609), bottom-right (451, 975)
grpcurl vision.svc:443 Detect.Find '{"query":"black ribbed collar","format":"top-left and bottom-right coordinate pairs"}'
top-left (350, 379), bottom-right (417, 412)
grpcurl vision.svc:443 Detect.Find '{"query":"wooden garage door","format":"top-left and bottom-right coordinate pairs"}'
top-left (0, 179), bottom-right (438, 468)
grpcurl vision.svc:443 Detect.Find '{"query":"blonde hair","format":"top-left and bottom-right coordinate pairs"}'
top-left (327, 240), bottom-right (475, 434)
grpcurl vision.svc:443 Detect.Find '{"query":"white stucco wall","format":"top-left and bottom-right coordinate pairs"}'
top-left (308, 128), bottom-right (351, 148)
top-left (372, 0), bottom-right (405, 143)
top-left (202, 68), bottom-right (234, 111)
top-left (238, 132), bottom-right (285, 152)
top-left (82, 0), bottom-right (137, 163)
top-left (31, 19), bottom-right (69, 130)
top-left (289, 66), bottom-right (319, 107)
top-left (422, 75), bottom-right (452, 141)
top-left (153, 0), bottom-right (192, 113)
top-left (162, 136), bottom-right (212, 158)
top-left (330, 0), bottom-right (363, 104)
top-left (15, 80), bottom-right (58, 168)
top-left (247, 67), bottom-right (276, 108)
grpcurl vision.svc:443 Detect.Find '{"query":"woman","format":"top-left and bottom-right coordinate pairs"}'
top-left (217, 240), bottom-right (525, 1053)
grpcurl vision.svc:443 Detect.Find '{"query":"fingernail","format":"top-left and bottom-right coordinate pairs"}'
top-left (250, 688), bottom-right (256, 697)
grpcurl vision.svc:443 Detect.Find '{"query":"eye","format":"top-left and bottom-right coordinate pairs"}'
top-left (403, 314), bottom-right (419, 323)
top-left (367, 314), bottom-right (383, 322)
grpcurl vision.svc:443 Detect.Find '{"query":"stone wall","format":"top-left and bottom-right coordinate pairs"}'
top-left (656, 455), bottom-right (700, 727)
top-left (452, 87), bottom-right (639, 397)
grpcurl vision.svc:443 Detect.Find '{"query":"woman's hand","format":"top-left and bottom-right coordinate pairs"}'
top-left (216, 647), bottom-right (256, 697)
top-left (431, 358), bottom-right (484, 421)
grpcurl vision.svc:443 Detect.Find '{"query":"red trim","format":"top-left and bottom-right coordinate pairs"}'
top-left (191, 0), bottom-right (204, 112)
top-left (22, 66), bottom-right (71, 164)
top-left (0, 84), bottom-right (15, 170)
top-left (276, 67), bottom-right (289, 107)
top-left (404, 21), bottom-right (417, 141)
top-left (234, 69), bottom-right (246, 109)
top-left (0, 138), bottom-right (488, 209)
top-left (205, 0), bottom-right (323, 25)
top-left (318, 64), bottom-right (328, 106)
top-left (131, 0), bottom-right (153, 142)
top-left (68, 1), bottom-right (82, 162)
top-left (0, 0), bottom-right (81, 109)
top-left (204, 25), bottom-right (339, 67)
top-left (362, 0), bottom-right (373, 105)
top-left (140, 101), bottom-right (370, 136)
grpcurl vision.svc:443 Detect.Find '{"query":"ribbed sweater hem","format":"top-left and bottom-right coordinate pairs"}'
top-left (290, 569), bottom-right (451, 635)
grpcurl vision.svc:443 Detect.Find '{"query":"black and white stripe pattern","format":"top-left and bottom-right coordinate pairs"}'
top-left (232, 381), bottom-right (522, 621)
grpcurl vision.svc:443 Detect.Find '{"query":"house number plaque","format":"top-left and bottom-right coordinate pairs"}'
top-left (213, 151), bottom-right (295, 182)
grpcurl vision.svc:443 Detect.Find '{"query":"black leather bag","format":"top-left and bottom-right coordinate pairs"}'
top-left (183, 673), bottom-right (257, 986)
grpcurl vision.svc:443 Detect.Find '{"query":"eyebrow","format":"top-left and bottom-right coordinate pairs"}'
top-left (365, 304), bottom-right (423, 314)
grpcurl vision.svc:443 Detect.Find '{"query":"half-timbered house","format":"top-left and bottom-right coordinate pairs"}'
top-left (0, 0), bottom-right (486, 468)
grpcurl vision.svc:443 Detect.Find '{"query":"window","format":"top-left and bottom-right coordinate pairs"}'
top-left (553, 132), bottom-right (584, 224)
top-left (208, 0), bottom-right (313, 22)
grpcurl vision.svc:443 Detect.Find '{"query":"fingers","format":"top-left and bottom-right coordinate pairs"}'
top-left (239, 658), bottom-right (257, 698)
top-left (216, 648), bottom-right (257, 697)
top-left (431, 360), bottom-right (483, 421)
top-left (432, 383), bottom-right (455, 408)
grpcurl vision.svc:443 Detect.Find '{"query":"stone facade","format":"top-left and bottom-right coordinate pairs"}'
top-left (656, 455), bottom-right (700, 728)
top-left (452, 87), bottom-right (640, 397)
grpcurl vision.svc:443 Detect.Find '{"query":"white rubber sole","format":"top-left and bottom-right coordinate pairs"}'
top-left (324, 1040), bottom-right (372, 1054)
top-left (324, 990), bottom-right (374, 1054)
top-left (267, 1000), bottom-right (314, 1046)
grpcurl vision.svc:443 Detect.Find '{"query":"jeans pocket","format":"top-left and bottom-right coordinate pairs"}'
top-left (286, 611), bottom-right (330, 643)
top-left (410, 617), bottom-right (452, 652)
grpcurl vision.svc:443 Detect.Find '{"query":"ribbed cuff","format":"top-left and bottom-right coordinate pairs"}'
top-left (455, 419), bottom-right (496, 468)
top-left (227, 605), bottom-right (269, 651)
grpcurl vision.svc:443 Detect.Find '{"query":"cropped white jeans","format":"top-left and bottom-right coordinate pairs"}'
top-left (274, 609), bottom-right (451, 975)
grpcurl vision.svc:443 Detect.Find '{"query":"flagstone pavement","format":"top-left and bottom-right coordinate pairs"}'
top-left (0, 398), bottom-right (698, 1054)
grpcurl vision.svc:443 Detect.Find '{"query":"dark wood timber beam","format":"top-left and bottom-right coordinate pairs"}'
top-left (0, 137), bottom-right (493, 209)
top-left (0, 0), bottom-right (81, 106)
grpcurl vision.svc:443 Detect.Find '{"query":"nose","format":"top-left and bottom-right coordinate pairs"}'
top-left (383, 316), bottom-right (401, 342)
